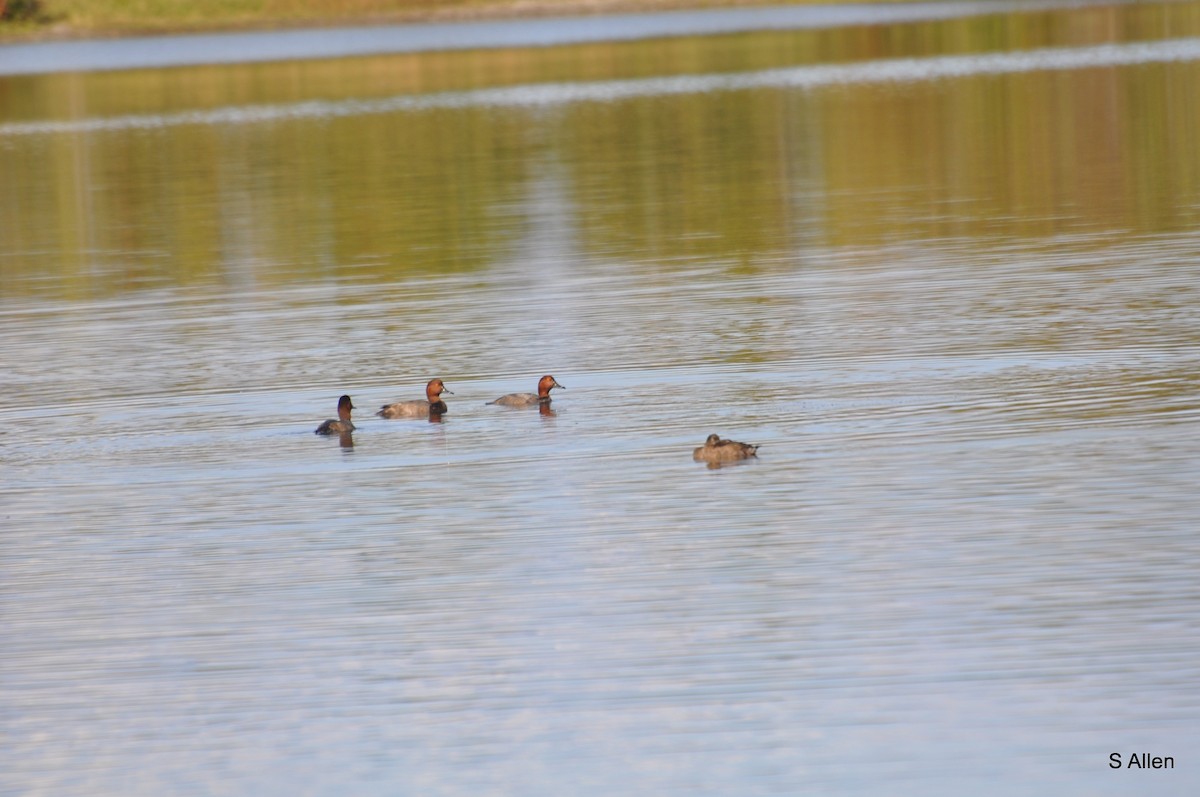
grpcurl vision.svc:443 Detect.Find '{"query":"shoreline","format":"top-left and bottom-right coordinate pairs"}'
top-left (0, 0), bottom-right (866, 43)
top-left (0, 1), bottom-right (1048, 76)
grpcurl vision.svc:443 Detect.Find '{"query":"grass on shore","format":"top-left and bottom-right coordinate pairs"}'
top-left (1, 0), bottom-right (880, 40)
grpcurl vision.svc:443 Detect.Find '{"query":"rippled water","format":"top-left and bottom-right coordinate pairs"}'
top-left (3, 3), bottom-right (1200, 795)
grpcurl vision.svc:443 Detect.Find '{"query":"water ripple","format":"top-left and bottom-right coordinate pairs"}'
top-left (3, 37), bottom-right (1199, 137)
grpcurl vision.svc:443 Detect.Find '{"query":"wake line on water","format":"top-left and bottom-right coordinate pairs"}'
top-left (3, 37), bottom-right (1198, 137)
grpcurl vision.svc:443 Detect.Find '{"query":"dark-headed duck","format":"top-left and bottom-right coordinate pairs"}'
top-left (315, 395), bottom-right (356, 435)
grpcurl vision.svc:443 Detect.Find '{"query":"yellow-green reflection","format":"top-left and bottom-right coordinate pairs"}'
top-left (3, 1), bottom-right (1200, 299)
top-left (4, 0), bottom-right (1200, 122)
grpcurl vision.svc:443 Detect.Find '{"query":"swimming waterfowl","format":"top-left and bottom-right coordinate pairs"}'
top-left (315, 395), bottom-right (356, 435)
top-left (692, 433), bottom-right (760, 464)
top-left (377, 379), bottom-right (452, 419)
top-left (487, 375), bottom-right (565, 407)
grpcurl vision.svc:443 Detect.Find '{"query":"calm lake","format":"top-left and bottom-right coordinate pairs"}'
top-left (2, 1), bottom-right (1199, 794)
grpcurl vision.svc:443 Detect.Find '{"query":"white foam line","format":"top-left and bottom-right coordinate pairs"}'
top-left (2, 37), bottom-right (1198, 137)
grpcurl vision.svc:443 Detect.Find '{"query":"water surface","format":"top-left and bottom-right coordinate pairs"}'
top-left (0, 0), bottom-right (1113, 75)
top-left (2, 3), bottom-right (1199, 795)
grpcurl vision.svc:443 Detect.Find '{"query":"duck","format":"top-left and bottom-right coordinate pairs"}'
top-left (692, 433), bottom-right (760, 464)
top-left (487, 375), bottom-right (565, 407)
top-left (315, 395), bottom-right (356, 435)
top-left (377, 379), bottom-right (452, 419)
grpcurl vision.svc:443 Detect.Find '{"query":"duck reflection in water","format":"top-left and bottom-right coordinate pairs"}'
top-left (692, 433), bottom-right (760, 468)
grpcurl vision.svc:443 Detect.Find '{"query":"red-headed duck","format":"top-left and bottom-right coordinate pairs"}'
top-left (693, 433), bottom-right (760, 464)
top-left (315, 395), bottom-right (356, 435)
top-left (377, 379), bottom-right (452, 419)
top-left (487, 375), bottom-right (565, 408)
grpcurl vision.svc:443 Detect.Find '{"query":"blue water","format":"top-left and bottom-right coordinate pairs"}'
top-left (2, 5), bottom-right (1199, 795)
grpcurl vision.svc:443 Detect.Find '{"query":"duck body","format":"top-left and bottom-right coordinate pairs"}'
top-left (315, 418), bottom-right (355, 434)
top-left (692, 433), bottom-right (760, 464)
top-left (316, 395), bottom-right (356, 435)
top-left (378, 379), bottom-right (452, 419)
top-left (377, 399), bottom-right (447, 419)
top-left (488, 375), bottom-right (565, 407)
